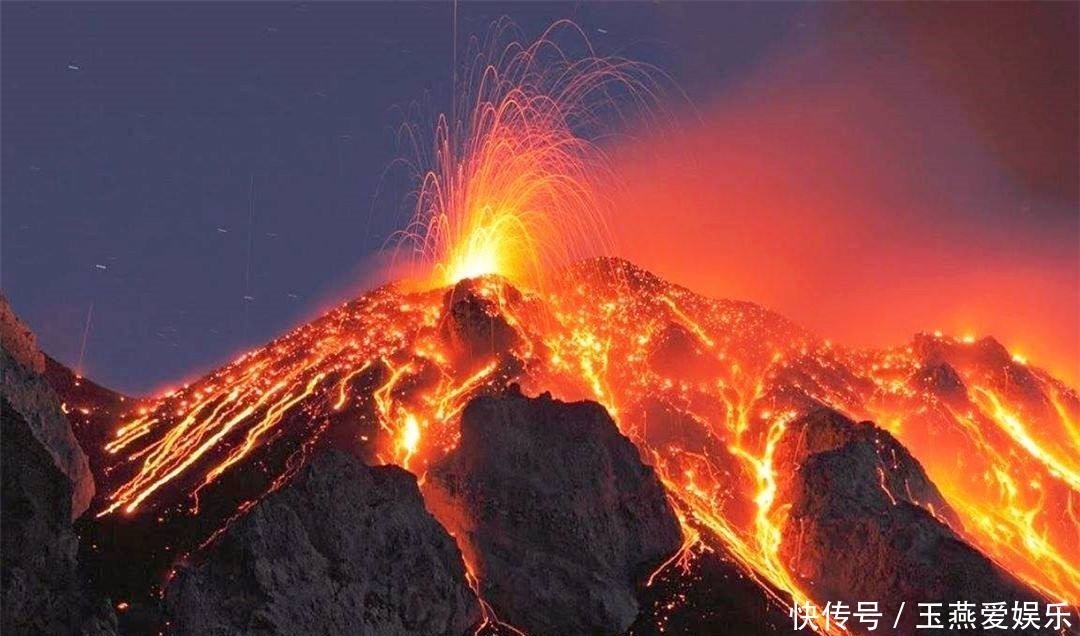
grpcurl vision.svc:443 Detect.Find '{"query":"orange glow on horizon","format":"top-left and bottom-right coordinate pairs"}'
top-left (600, 20), bottom-right (1077, 389)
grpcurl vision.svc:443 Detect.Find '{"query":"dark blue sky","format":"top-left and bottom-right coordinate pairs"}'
top-left (2, 2), bottom-right (808, 393)
top-left (4, 3), bottom-right (1075, 393)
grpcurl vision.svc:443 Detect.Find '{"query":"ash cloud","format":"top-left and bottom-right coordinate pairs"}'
top-left (607, 3), bottom-right (1079, 385)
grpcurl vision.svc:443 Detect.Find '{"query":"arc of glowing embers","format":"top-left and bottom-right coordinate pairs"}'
top-left (392, 21), bottom-right (674, 293)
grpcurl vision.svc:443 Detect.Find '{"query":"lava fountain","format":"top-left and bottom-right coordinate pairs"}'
top-left (390, 18), bottom-right (668, 291)
top-left (70, 19), bottom-right (1078, 635)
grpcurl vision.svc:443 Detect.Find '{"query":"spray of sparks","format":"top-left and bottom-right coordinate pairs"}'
top-left (73, 20), bottom-right (1079, 633)
top-left (390, 19), bottom-right (668, 291)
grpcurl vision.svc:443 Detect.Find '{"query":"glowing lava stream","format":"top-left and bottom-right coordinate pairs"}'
top-left (93, 266), bottom-right (1080, 627)
top-left (533, 278), bottom-right (1080, 610)
top-left (85, 19), bottom-right (1080, 634)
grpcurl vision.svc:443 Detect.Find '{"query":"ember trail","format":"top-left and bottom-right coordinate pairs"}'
top-left (70, 19), bottom-right (1078, 633)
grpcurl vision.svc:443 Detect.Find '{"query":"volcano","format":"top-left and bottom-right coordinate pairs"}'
top-left (4, 257), bottom-right (1076, 635)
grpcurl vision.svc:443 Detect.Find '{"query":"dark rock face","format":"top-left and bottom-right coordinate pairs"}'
top-left (776, 409), bottom-right (1043, 634)
top-left (910, 362), bottom-right (966, 403)
top-left (425, 388), bottom-right (683, 636)
top-left (774, 409), bottom-right (962, 529)
top-left (631, 548), bottom-right (792, 636)
top-left (1, 296), bottom-right (95, 518)
top-left (1, 302), bottom-right (113, 635)
top-left (165, 451), bottom-right (481, 636)
top-left (439, 277), bottom-right (523, 366)
top-left (0, 295), bottom-right (45, 374)
top-left (1, 398), bottom-right (117, 636)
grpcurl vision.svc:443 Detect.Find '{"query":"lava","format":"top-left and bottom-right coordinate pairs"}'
top-left (70, 19), bottom-right (1079, 635)
top-left (84, 261), bottom-right (1079, 630)
top-left (391, 19), bottom-right (666, 292)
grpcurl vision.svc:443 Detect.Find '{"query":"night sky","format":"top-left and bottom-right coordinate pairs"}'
top-left (3, 3), bottom-right (1076, 394)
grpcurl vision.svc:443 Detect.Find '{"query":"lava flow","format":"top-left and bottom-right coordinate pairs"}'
top-left (78, 261), bottom-right (1080, 627)
top-left (63, 19), bottom-right (1078, 635)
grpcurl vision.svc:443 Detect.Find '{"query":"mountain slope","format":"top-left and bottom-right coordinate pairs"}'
top-left (46, 258), bottom-right (1079, 632)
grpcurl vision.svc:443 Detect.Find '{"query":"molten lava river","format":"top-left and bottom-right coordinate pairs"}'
top-left (64, 257), bottom-right (1078, 633)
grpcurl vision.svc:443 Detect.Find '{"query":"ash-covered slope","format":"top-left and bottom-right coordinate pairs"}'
top-left (35, 257), bottom-right (1078, 633)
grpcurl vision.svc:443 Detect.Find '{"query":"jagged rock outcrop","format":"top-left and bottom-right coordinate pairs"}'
top-left (1, 397), bottom-right (117, 636)
top-left (425, 387), bottom-right (683, 636)
top-left (774, 408), bottom-right (962, 530)
top-left (776, 409), bottom-right (1043, 634)
top-left (1, 295), bottom-right (94, 517)
top-left (165, 451), bottom-right (481, 636)
top-left (912, 333), bottom-right (1063, 415)
top-left (0, 299), bottom-right (113, 634)
top-left (0, 295), bottom-right (45, 373)
top-left (910, 362), bottom-right (966, 403)
top-left (439, 277), bottom-right (523, 365)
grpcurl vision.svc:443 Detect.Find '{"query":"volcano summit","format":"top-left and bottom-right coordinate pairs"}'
top-left (3, 256), bottom-right (1076, 635)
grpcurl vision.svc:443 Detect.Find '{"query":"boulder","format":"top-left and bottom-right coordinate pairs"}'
top-left (425, 387), bottom-right (683, 635)
top-left (166, 451), bottom-right (481, 636)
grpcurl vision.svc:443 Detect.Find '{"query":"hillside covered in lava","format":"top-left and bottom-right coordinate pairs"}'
top-left (3, 258), bottom-right (1077, 635)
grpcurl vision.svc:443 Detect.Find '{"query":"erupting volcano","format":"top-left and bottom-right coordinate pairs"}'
top-left (64, 258), bottom-right (1079, 632)
top-left (3, 15), bottom-right (1077, 636)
